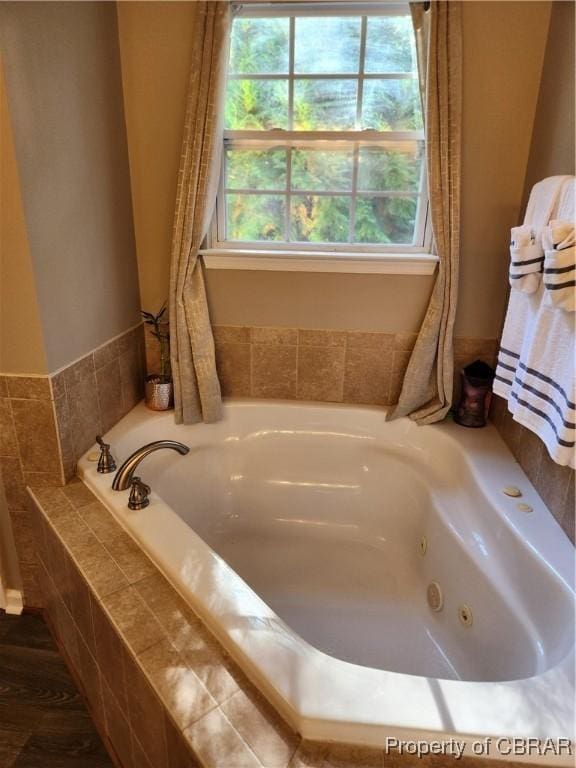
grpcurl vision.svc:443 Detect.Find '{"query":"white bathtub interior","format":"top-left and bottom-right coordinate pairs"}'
top-left (78, 401), bottom-right (575, 759)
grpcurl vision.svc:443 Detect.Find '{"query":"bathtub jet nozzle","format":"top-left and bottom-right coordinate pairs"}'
top-left (112, 440), bottom-right (190, 492)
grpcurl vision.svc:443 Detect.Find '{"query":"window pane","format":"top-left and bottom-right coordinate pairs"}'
top-left (354, 196), bottom-right (418, 244)
top-left (362, 79), bottom-right (423, 130)
top-left (294, 17), bottom-right (361, 73)
top-left (226, 148), bottom-right (287, 190)
top-left (226, 194), bottom-right (286, 241)
top-left (291, 148), bottom-right (353, 191)
top-left (294, 80), bottom-right (357, 130)
top-left (225, 79), bottom-right (289, 130)
top-left (365, 17), bottom-right (417, 73)
top-left (358, 143), bottom-right (424, 192)
top-left (291, 196), bottom-right (350, 242)
top-left (230, 18), bottom-right (289, 74)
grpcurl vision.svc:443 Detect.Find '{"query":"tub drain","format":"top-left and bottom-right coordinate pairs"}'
top-left (427, 582), bottom-right (443, 612)
top-left (458, 604), bottom-right (473, 627)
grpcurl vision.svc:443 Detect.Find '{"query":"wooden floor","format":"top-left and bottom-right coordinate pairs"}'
top-left (0, 611), bottom-right (114, 768)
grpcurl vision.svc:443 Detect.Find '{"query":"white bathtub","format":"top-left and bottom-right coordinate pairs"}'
top-left (79, 401), bottom-right (575, 764)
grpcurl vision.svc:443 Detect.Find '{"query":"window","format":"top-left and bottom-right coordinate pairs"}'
top-left (209, 2), bottom-right (431, 268)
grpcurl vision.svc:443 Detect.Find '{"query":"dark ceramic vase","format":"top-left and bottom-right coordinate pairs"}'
top-left (454, 360), bottom-right (495, 428)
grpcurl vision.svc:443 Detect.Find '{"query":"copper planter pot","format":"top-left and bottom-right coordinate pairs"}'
top-left (145, 376), bottom-right (173, 411)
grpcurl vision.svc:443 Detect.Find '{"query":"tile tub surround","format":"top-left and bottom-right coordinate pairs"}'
top-left (29, 480), bottom-right (554, 768)
top-left (211, 325), bottom-right (498, 407)
top-left (0, 324), bottom-right (145, 607)
top-left (490, 395), bottom-right (575, 544)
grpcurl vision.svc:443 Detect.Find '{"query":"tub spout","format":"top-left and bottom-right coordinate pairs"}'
top-left (112, 440), bottom-right (190, 492)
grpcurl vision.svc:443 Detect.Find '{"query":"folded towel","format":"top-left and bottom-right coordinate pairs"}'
top-left (543, 219), bottom-right (576, 312)
top-left (509, 224), bottom-right (543, 293)
top-left (494, 176), bottom-right (575, 468)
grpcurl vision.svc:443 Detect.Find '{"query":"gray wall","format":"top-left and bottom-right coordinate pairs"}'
top-left (0, 1), bottom-right (141, 373)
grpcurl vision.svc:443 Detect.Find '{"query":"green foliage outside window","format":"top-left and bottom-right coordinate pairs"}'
top-left (223, 13), bottom-right (424, 246)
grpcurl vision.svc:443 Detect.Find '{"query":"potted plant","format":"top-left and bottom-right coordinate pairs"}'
top-left (141, 302), bottom-right (173, 411)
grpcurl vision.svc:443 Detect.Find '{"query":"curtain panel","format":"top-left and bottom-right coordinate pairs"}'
top-left (389, 0), bottom-right (463, 424)
top-left (169, 2), bottom-right (231, 425)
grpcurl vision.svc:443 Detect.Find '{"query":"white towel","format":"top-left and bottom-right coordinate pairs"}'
top-left (494, 176), bottom-right (576, 468)
top-left (542, 219), bottom-right (576, 312)
top-left (509, 224), bottom-right (543, 293)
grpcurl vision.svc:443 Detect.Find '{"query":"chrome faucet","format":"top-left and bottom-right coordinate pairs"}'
top-left (112, 440), bottom-right (190, 493)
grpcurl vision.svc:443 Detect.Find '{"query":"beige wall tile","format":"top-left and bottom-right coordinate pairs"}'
top-left (76, 632), bottom-right (105, 730)
top-left (94, 338), bottom-right (120, 370)
top-left (1, 456), bottom-right (28, 509)
top-left (70, 535), bottom-right (129, 600)
top-left (135, 573), bottom-right (204, 653)
top-left (103, 585), bottom-right (165, 654)
top-left (0, 398), bottom-right (18, 456)
top-left (164, 716), bottom-right (203, 768)
top-left (63, 354), bottom-right (96, 391)
top-left (323, 743), bottom-right (384, 767)
top-left (123, 650), bottom-right (169, 768)
top-left (0, 377), bottom-right (8, 398)
top-left (10, 398), bottom-right (61, 474)
top-left (534, 457), bottom-right (574, 527)
top-left (53, 395), bottom-right (75, 481)
top-left (62, 477), bottom-right (97, 508)
top-left (24, 470), bottom-right (64, 487)
top-left (68, 563), bottom-right (97, 657)
top-left (215, 343), bottom-right (251, 397)
top-left (517, 427), bottom-right (545, 483)
top-left (298, 329), bottom-right (346, 348)
top-left (77, 499), bottom-right (120, 542)
top-left (184, 706), bottom-right (261, 768)
top-left (343, 348), bottom-right (391, 406)
top-left (19, 560), bottom-right (42, 608)
top-left (213, 325), bottom-right (251, 344)
top-left (120, 345), bottom-right (144, 412)
top-left (297, 346), bottom-right (345, 403)
top-left (50, 371), bottom-right (66, 400)
top-left (221, 688), bottom-right (298, 768)
top-left (105, 533), bottom-right (156, 584)
top-left (9, 507), bottom-right (36, 559)
top-left (67, 373), bottom-right (102, 459)
top-left (289, 741), bottom-right (327, 767)
top-left (346, 332), bottom-right (394, 351)
top-left (102, 678), bottom-right (134, 768)
top-left (182, 636), bottom-right (243, 706)
top-left (498, 409), bottom-right (525, 458)
top-left (96, 358), bottom-right (125, 433)
top-left (252, 345), bottom-right (297, 399)
top-left (488, 393), bottom-right (507, 433)
top-left (138, 639), bottom-right (217, 731)
top-left (92, 596), bottom-right (129, 714)
top-left (131, 735), bottom-right (155, 768)
top-left (252, 326), bottom-right (298, 346)
top-left (5, 375), bottom-right (51, 400)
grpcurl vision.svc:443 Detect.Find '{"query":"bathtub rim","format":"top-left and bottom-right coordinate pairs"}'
top-left (77, 400), bottom-right (575, 764)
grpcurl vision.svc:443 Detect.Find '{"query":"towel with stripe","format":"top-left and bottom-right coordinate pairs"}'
top-left (494, 176), bottom-right (575, 468)
top-left (542, 219), bottom-right (575, 312)
top-left (509, 224), bottom-right (543, 293)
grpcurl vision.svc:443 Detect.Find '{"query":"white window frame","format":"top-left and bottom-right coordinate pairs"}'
top-left (203, 1), bottom-right (436, 275)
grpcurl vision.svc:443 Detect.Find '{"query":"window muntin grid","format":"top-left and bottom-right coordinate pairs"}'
top-left (218, 3), bottom-right (427, 251)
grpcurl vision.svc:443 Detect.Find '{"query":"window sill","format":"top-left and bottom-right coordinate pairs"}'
top-left (200, 249), bottom-right (439, 275)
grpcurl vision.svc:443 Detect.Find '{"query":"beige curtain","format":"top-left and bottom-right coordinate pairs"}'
top-left (389, 0), bottom-right (462, 424)
top-left (169, 2), bottom-right (231, 424)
